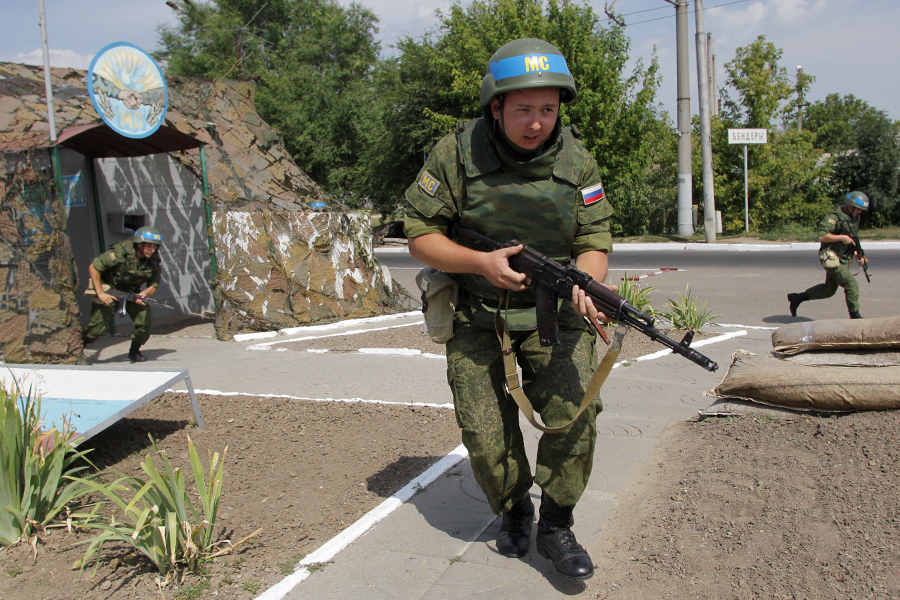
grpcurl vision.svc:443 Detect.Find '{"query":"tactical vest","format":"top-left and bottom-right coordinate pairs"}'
top-left (101, 240), bottom-right (160, 292)
top-left (818, 209), bottom-right (859, 264)
top-left (450, 118), bottom-right (590, 326)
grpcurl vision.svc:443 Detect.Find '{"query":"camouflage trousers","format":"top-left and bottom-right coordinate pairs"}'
top-left (804, 262), bottom-right (860, 314)
top-left (82, 300), bottom-right (153, 345)
top-left (445, 303), bottom-right (601, 515)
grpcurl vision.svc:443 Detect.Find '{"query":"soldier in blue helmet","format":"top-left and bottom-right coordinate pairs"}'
top-left (404, 38), bottom-right (614, 580)
top-left (788, 192), bottom-right (870, 319)
top-left (82, 226), bottom-right (163, 362)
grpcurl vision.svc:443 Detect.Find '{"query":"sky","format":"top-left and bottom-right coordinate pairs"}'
top-left (1, 0), bottom-right (897, 124)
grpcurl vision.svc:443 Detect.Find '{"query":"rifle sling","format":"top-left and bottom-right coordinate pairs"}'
top-left (494, 291), bottom-right (623, 434)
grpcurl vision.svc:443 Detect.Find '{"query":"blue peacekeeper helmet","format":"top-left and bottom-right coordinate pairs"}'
top-left (480, 38), bottom-right (577, 121)
top-left (133, 226), bottom-right (162, 245)
top-left (844, 191), bottom-right (869, 211)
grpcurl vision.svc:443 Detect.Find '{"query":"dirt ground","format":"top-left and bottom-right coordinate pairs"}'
top-left (3, 319), bottom-right (897, 599)
top-left (588, 411), bottom-right (900, 600)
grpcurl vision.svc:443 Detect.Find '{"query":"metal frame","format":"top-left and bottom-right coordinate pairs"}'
top-left (0, 363), bottom-right (204, 444)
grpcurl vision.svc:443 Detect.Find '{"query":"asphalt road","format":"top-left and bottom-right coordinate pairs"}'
top-left (376, 247), bottom-right (900, 328)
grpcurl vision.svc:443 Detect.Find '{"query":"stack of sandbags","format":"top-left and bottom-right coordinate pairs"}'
top-left (704, 318), bottom-right (900, 415)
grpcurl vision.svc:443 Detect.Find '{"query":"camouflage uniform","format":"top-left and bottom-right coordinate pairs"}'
top-left (404, 117), bottom-right (613, 515)
top-left (82, 239), bottom-right (162, 345)
top-left (803, 208), bottom-right (862, 314)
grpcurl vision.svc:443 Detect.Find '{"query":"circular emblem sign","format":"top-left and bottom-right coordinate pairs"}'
top-left (87, 42), bottom-right (168, 139)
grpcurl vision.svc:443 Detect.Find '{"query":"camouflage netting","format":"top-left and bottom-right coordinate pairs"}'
top-left (0, 63), bottom-right (411, 347)
top-left (214, 206), bottom-right (401, 333)
top-left (0, 152), bottom-right (82, 364)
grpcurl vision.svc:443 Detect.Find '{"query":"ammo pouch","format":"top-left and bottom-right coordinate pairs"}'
top-left (415, 268), bottom-right (459, 343)
top-left (819, 248), bottom-right (841, 269)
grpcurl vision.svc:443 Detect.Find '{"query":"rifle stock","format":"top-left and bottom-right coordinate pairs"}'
top-left (454, 224), bottom-right (718, 372)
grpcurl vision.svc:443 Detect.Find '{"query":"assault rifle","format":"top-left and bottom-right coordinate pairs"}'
top-left (106, 289), bottom-right (175, 316)
top-left (453, 224), bottom-right (719, 372)
top-left (839, 222), bottom-right (871, 283)
top-left (849, 234), bottom-right (871, 283)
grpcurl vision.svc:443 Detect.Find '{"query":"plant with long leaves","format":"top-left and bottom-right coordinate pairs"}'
top-left (615, 273), bottom-right (655, 318)
top-left (71, 435), bottom-right (227, 580)
top-left (657, 285), bottom-right (721, 331)
top-left (0, 381), bottom-right (95, 548)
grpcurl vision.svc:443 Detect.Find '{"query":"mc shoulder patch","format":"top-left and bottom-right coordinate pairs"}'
top-left (418, 170), bottom-right (441, 197)
top-left (108, 252), bottom-right (115, 260)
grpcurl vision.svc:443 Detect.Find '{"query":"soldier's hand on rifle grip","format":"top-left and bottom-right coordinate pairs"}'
top-left (97, 291), bottom-right (115, 306)
top-left (479, 245), bottom-right (529, 291)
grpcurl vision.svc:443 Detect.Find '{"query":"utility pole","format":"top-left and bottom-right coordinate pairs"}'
top-left (38, 0), bottom-right (57, 143)
top-left (665, 0), bottom-right (693, 237)
top-left (695, 0), bottom-right (716, 242)
top-left (796, 66), bottom-right (810, 130)
top-left (707, 32), bottom-right (717, 117)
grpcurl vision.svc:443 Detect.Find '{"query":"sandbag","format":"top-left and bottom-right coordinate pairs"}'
top-left (771, 317), bottom-right (900, 355)
top-left (781, 350), bottom-right (900, 368)
top-left (707, 350), bottom-right (900, 412)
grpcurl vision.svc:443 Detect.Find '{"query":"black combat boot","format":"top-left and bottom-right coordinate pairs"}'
top-left (850, 311), bottom-right (863, 319)
top-left (496, 492), bottom-right (534, 558)
top-left (128, 340), bottom-right (146, 363)
top-left (788, 292), bottom-right (808, 317)
top-left (536, 491), bottom-right (594, 580)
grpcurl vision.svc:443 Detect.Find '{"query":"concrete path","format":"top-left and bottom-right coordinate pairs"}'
top-left (273, 326), bottom-right (768, 599)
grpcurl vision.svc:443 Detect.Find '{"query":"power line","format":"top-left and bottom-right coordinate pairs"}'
top-left (611, 0), bottom-right (753, 27)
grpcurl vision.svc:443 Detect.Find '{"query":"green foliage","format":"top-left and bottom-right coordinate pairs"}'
top-left (156, 0), bottom-right (381, 206)
top-left (0, 382), bottom-right (94, 547)
top-left (658, 285), bottom-right (720, 331)
top-left (615, 274), bottom-right (654, 316)
top-left (804, 94), bottom-right (900, 227)
top-left (721, 35), bottom-right (792, 130)
top-left (71, 435), bottom-right (227, 580)
top-left (804, 93), bottom-right (876, 153)
top-left (700, 37), bottom-right (833, 234)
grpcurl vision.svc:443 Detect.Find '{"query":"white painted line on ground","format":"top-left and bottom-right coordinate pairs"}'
top-left (631, 330), bottom-right (747, 363)
top-left (254, 444), bottom-right (469, 600)
top-left (717, 322), bottom-right (779, 330)
top-left (246, 320), bottom-right (424, 350)
top-left (167, 389), bottom-right (454, 410)
top-left (233, 311), bottom-right (423, 342)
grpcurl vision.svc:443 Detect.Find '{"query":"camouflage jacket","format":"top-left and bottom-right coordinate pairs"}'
top-left (92, 239), bottom-right (162, 293)
top-left (817, 208), bottom-right (859, 264)
top-left (404, 117), bottom-right (613, 327)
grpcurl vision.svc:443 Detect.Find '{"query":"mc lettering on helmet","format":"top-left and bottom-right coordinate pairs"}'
top-left (526, 55), bottom-right (550, 72)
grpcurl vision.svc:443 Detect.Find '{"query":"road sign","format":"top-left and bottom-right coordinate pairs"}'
top-left (728, 128), bottom-right (768, 144)
top-left (727, 129), bottom-right (769, 232)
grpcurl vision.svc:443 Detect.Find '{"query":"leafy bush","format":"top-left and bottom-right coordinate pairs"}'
top-left (72, 435), bottom-right (227, 581)
top-left (615, 273), bottom-right (655, 317)
top-left (0, 382), bottom-right (94, 547)
top-left (658, 285), bottom-right (721, 330)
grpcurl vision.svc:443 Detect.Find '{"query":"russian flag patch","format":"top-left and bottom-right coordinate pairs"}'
top-left (581, 182), bottom-right (604, 205)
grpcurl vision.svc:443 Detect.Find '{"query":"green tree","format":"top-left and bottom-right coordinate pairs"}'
top-left (156, 0), bottom-right (381, 204)
top-left (801, 94), bottom-right (900, 226)
top-left (705, 37), bottom-right (831, 233)
top-left (721, 35), bottom-right (792, 130)
top-left (804, 93), bottom-right (882, 153)
top-left (831, 112), bottom-right (900, 227)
